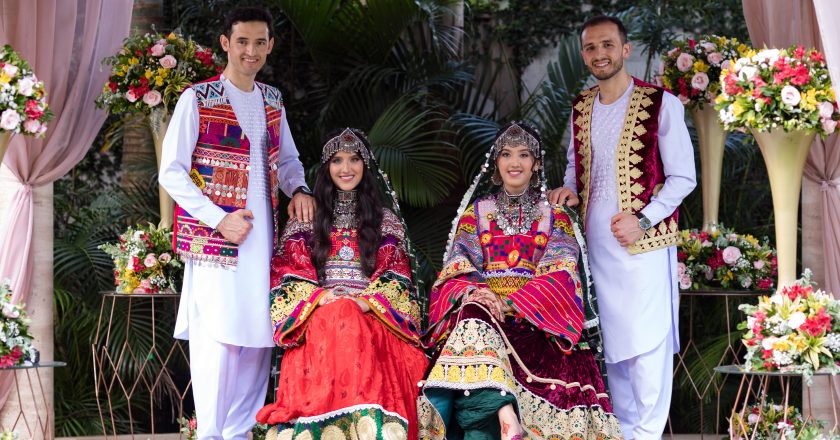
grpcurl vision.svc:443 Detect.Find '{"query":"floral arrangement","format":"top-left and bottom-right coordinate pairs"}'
top-left (715, 45), bottom-right (840, 135)
top-left (99, 224), bottom-right (183, 294)
top-left (0, 430), bottom-right (18, 440)
top-left (738, 270), bottom-right (840, 378)
top-left (677, 226), bottom-right (777, 291)
top-left (96, 32), bottom-right (222, 115)
top-left (0, 280), bottom-right (37, 367)
top-left (178, 413), bottom-right (197, 440)
top-left (658, 35), bottom-right (749, 108)
top-left (0, 45), bottom-right (52, 137)
top-left (728, 402), bottom-right (834, 440)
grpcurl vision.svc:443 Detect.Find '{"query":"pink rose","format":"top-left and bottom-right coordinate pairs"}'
top-left (679, 273), bottom-right (692, 290)
top-left (150, 43), bottom-right (165, 57)
top-left (0, 109), bottom-right (21, 131)
top-left (701, 42), bottom-right (717, 53)
top-left (22, 119), bottom-right (41, 134)
top-left (139, 279), bottom-right (152, 291)
top-left (707, 52), bottom-right (724, 66)
top-left (754, 260), bottom-right (765, 270)
top-left (818, 101), bottom-right (836, 119)
top-left (159, 55), bottom-right (177, 69)
top-left (144, 253), bottom-right (158, 267)
top-left (676, 53), bottom-right (695, 72)
top-left (143, 90), bottom-right (162, 107)
top-left (159, 253), bottom-right (172, 264)
top-left (667, 47), bottom-right (680, 58)
top-left (691, 72), bottom-right (709, 91)
top-left (157, 39), bottom-right (167, 46)
top-left (126, 89), bottom-right (139, 102)
top-left (2, 304), bottom-right (19, 319)
top-left (823, 118), bottom-right (838, 134)
top-left (721, 246), bottom-right (742, 265)
top-left (721, 59), bottom-right (731, 71)
top-left (677, 262), bottom-right (687, 277)
top-left (2, 64), bottom-right (18, 78)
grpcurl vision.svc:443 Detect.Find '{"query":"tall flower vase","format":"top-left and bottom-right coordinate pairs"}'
top-left (149, 108), bottom-right (174, 229)
top-left (0, 131), bottom-right (12, 166)
top-left (689, 104), bottom-right (728, 232)
top-left (750, 128), bottom-right (816, 288)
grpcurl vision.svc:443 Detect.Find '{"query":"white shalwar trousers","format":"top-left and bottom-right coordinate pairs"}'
top-left (606, 334), bottom-right (674, 440)
top-left (188, 322), bottom-right (272, 440)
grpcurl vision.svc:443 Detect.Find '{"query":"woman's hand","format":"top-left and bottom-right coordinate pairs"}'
top-left (354, 298), bottom-right (371, 313)
top-left (466, 288), bottom-right (505, 321)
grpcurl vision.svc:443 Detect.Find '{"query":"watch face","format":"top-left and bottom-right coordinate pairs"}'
top-left (640, 217), bottom-right (652, 230)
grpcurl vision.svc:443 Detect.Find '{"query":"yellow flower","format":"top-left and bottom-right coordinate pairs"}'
top-left (145, 69), bottom-right (153, 79)
top-left (732, 101), bottom-right (746, 117)
top-left (167, 32), bottom-right (176, 41)
top-left (715, 94), bottom-right (726, 104)
top-left (662, 76), bottom-right (672, 89)
top-left (724, 271), bottom-right (734, 281)
top-left (155, 76), bottom-right (164, 87)
top-left (800, 89), bottom-right (818, 111)
top-left (156, 68), bottom-right (169, 79)
top-left (0, 72), bottom-right (9, 84)
top-left (693, 60), bottom-right (709, 73)
top-left (772, 339), bottom-right (791, 352)
top-left (129, 57), bottom-right (139, 66)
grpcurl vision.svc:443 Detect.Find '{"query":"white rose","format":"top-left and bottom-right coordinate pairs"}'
top-left (788, 312), bottom-right (806, 329)
top-left (747, 413), bottom-right (760, 425)
top-left (0, 109), bottom-right (21, 131)
top-left (756, 49), bottom-right (780, 64)
top-left (823, 118), bottom-right (838, 134)
top-left (691, 72), bottom-right (710, 91)
top-left (741, 277), bottom-right (753, 289)
top-left (17, 76), bottom-right (34, 96)
top-left (761, 337), bottom-right (776, 350)
top-left (738, 65), bottom-right (758, 82)
top-left (780, 85), bottom-right (801, 106)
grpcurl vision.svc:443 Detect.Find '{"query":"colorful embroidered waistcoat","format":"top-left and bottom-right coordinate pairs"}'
top-left (571, 77), bottom-right (679, 254)
top-left (173, 75), bottom-right (284, 267)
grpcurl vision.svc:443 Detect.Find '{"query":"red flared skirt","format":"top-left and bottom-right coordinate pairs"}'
top-left (256, 298), bottom-right (428, 440)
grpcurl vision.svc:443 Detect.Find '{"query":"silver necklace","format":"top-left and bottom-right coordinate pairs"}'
top-left (333, 190), bottom-right (358, 229)
top-left (494, 188), bottom-right (539, 235)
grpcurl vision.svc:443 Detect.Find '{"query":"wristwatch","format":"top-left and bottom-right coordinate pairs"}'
top-left (634, 212), bottom-right (653, 231)
top-left (292, 186), bottom-right (313, 197)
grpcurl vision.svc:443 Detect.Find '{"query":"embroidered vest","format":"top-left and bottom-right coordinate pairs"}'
top-left (173, 75), bottom-right (283, 268)
top-left (571, 77), bottom-right (679, 254)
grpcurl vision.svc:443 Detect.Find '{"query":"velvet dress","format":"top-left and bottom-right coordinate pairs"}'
top-left (418, 193), bottom-right (623, 440)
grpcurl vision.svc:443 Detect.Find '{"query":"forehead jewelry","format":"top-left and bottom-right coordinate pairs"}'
top-left (321, 128), bottom-right (371, 165)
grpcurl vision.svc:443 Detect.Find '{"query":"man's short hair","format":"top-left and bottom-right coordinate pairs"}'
top-left (579, 15), bottom-right (628, 44)
top-left (223, 6), bottom-right (274, 39)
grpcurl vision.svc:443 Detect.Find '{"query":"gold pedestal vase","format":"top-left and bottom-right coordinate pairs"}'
top-left (689, 104), bottom-right (728, 232)
top-left (149, 108), bottom-right (174, 229)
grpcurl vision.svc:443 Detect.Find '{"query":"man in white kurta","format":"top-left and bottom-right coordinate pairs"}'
top-left (553, 16), bottom-right (696, 440)
top-left (159, 8), bottom-right (313, 440)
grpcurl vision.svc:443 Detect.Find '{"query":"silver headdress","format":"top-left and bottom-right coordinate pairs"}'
top-left (443, 121), bottom-right (549, 262)
top-left (321, 128), bottom-right (372, 164)
top-left (491, 122), bottom-right (542, 160)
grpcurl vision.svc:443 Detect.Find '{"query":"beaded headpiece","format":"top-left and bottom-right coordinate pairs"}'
top-left (491, 123), bottom-right (542, 160)
top-left (321, 128), bottom-right (372, 164)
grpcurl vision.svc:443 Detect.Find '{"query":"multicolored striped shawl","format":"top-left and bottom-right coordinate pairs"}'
top-left (571, 76), bottom-right (680, 255)
top-left (268, 209), bottom-right (422, 348)
top-left (172, 75), bottom-right (284, 268)
top-left (428, 194), bottom-right (584, 349)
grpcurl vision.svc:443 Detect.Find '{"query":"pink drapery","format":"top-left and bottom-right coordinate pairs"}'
top-left (0, 0), bottom-right (132, 405)
top-left (742, 0), bottom-right (840, 295)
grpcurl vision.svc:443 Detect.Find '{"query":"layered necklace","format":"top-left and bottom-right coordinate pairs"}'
top-left (494, 187), bottom-right (540, 235)
top-left (333, 190), bottom-right (358, 229)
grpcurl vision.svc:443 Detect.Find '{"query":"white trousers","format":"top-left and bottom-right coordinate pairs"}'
top-left (606, 335), bottom-right (673, 440)
top-left (188, 323), bottom-right (272, 440)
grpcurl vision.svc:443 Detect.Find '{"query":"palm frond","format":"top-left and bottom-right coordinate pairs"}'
top-left (368, 95), bottom-right (458, 207)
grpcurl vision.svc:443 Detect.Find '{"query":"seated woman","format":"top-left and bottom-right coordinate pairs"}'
top-left (256, 128), bottom-right (428, 440)
top-left (418, 122), bottom-right (623, 440)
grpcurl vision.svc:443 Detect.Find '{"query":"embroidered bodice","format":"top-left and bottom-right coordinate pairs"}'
top-left (323, 228), bottom-right (368, 295)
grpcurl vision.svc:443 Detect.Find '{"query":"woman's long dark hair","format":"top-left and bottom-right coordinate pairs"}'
top-left (311, 130), bottom-right (384, 282)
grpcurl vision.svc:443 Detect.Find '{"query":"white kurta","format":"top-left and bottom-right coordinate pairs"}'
top-left (159, 76), bottom-right (307, 348)
top-left (564, 81), bottom-right (696, 363)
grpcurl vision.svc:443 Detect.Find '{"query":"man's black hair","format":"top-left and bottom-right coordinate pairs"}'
top-left (223, 6), bottom-right (274, 39)
top-left (579, 15), bottom-right (628, 44)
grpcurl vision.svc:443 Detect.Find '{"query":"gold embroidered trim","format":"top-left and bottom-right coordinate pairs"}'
top-left (573, 90), bottom-right (597, 224)
top-left (616, 86), bottom-right (655, 215)
top-left (628, 217), bottom-right (679, 254)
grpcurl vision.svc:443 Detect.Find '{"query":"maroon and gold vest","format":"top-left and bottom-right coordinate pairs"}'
top-left (173, 75), bottom-right (283, 268)
top-left (571, 77), bottom-right (679, 255)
